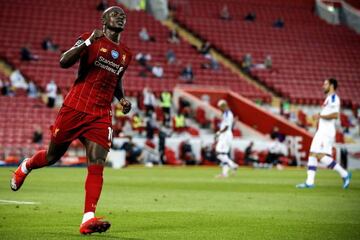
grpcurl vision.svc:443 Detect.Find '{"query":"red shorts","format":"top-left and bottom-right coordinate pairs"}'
top-left (50, 105), bottom-right (112, 150)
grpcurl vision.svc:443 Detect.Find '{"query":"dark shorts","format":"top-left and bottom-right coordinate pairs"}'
top-left (50, 105), bottom-right (112, 150)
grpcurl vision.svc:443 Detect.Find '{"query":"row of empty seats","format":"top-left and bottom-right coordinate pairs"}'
top-left (171, 0), bottom-right (360, 106)
top-left (0, 0), bottom-right (274, 149)
top-left (0, 94), bottom-right (57, 148)
top-left (0, 0), bottom-right (270, 101)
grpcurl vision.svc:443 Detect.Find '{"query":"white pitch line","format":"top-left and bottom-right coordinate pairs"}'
top-left (0, 199), bottom-right (39, 205)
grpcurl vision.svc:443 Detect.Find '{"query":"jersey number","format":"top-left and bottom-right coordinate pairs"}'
top-left (108, 127), bottom-right (113, 141)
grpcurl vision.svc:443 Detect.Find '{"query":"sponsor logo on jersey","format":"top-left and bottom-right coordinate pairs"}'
top-left (111, 50), bottom-right (119, 59)
top-left (94, 56), bottom-right (124, 75)
top-left (100, 48), bottom-right (108, 53)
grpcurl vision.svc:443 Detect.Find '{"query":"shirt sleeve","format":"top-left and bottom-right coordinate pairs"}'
top-left (322, 95), bottom-right (340, 115)
top-left (73, 32), bottom-right (91, 57)
top-left (71, 32), bottom-right (91, 50)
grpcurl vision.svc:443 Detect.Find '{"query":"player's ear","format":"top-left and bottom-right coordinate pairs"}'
top-left (101, 12), bottom-right (109, 25)
top-left (101, 15), bottom-right (107, 25)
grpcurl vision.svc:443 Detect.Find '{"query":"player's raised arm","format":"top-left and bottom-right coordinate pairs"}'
top-left (59, 29), bottom-right (104, 68)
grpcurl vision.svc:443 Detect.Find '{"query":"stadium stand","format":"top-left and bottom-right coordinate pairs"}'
top-left (0, 0), bottom-right (359, 167)
top-left (0, 0), bottom-right (273, 159)
top-left (171, 0), bottom-right (360, 106)
top-left (0, 94), bottom-right (56, 148)
top-left (0, 0), bottom-right (270, 101)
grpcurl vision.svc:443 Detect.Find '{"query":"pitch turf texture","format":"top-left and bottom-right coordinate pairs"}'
top-left (0, 167), bottom-right (359, 240)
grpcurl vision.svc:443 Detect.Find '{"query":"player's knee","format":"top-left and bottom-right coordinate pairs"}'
top-left (217, 154), bottom-right (229, 162)
top-left (88, 156), bottom-right (106, 165)
top-left (309, 152), bottom-right (318, 159)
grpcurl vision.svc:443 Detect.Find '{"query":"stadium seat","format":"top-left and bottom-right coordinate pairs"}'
top-left (0, 0), bottom-right (271, 104)
top-left (164, 148), bottom-right (182, 165)
top-left (171, 0), bottom-right (360, 106)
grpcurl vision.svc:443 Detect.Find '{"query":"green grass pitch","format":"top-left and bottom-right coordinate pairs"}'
top-left (0, 166), bottom-right (359, 240)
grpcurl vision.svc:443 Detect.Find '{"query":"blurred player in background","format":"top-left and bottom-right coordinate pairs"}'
top-left (215, 99), bottom-right (238, 178)
top-left (10, 6), bottom-right (132, 234)
top-left (296, 78), bottom-right (351, 189)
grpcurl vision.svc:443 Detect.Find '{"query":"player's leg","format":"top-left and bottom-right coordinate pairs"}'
top-left (10, 141), bottom-right (71, 191)
top-left (297, 134), bottom-right (322, 188)
top-left (11, 105), bottom-right (85, 191)
top-left (227, 136), bottom-right (238, 170)
top-left (224, 154), bottom-right (238, 170)
top-left (217, 153), bottom-right (232, 177)
top-left (163, 107), bottom-right (171, 126)
top-left (319, 153), bottom-right (351, 188)
top-left (319, 136), bottom-right (351, 188)
top-left (215, 135), bottom-right (236, 177)
top-left (305, 153), bottom-right (318, 185)
top-left (35, 141), bottom-right (71, 167)
top-left (79, 138), bottom-right (110, 234)
top-left (296, 153), bottom-right (318, 188)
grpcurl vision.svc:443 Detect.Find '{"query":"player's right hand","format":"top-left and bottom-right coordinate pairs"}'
top-left (89, 29), bottom-right (104, 43)
top-left (120, 98), bottom-right (132, 114)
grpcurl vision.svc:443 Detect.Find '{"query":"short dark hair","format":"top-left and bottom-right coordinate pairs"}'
top-left (328, 78), bottom-right (338, 90)
top-left (102, 6), bottom-right (125, 21)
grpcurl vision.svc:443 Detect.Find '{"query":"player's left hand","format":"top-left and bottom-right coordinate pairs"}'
top-left (120, 98), bottom-right (131, 114)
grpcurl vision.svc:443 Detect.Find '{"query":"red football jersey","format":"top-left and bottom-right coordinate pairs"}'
top-left (63, 32), bottom-right (132, 116)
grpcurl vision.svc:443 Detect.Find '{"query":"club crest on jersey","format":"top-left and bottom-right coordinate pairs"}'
top-left (121, 54), bottom-right (126, 64)
top-left (53, 128), bottom-right (60, 137)
top-left (100, 48), bottom-right (107, 53)
top-left (111, 50), bottom-right (119, 59)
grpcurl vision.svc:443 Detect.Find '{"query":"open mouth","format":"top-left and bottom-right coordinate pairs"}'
top-left (116, 21), bottom-right (125, 26)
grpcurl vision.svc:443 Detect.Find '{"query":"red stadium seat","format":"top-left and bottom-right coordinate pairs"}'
top-left (0, 0), bottom-right (271, 105)
top-left (233, 149), bottom-right (245, 165)
top-left (171, 0), bottom-right (360, 106)
top-left (164, 148), bottom-right (182, 165)
top-left (195, 107), bottom-right (210, 128)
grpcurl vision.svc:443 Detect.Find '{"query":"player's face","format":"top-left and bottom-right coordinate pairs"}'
top-left (106, 9), bottom-right (126, 32)
top-left (220, 104), bottom-right (226, 112)
top-left (323, 80), bottom-right (330, 94)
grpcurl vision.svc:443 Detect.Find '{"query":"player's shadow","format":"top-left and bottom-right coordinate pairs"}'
top-left (47, 232), bottom-right (144, 239)
top-left (120, 225), bottom-right (181, 233)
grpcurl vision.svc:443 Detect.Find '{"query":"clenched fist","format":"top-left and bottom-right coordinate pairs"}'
top-left (120, 98), bottom-right (131, 114)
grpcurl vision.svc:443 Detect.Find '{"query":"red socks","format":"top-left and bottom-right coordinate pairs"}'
top-left (84, 165), bottom-right (104, 213)
top-left (26, 150), bottom-right (48, 170)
